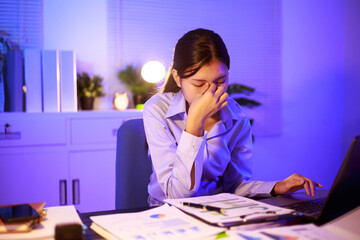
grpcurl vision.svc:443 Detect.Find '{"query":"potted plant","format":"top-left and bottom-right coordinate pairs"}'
top-left (227, 83), bottom-right (261, 141)
top-left (227, 84), bottom-right (261, 108)
top-left (77, 72), bottom-right (106, 110)
top-left (117, 65), bottom-right (156, 108)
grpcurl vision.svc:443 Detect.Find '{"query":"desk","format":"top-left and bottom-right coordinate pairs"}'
top-left (79, 207), bottom-right (306, 240)
top-left (79, 191), bottom-right (329, 240)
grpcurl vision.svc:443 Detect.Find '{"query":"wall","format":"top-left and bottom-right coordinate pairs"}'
top-left (252, 0), bottom-right (347, 189)
top-left (43, 0), bottom-right (115, 109)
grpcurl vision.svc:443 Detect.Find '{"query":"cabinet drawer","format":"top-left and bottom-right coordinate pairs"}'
top-left (70, 118), bottom-right (124, 145)
top-left (0, 115), bottom-right (66, 147)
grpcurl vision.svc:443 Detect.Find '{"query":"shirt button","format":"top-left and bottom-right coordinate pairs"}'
top-left (193, 145), bottom-right (199, 150)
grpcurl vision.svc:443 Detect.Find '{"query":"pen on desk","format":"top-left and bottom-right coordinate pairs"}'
top-left (181, 202), bottom-right (225, 214)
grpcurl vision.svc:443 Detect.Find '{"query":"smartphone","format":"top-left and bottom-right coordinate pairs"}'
top-left (0, 204), bottom-right (40, 223)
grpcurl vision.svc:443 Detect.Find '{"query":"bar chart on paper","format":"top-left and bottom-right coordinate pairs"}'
top-left (165, 193), bottom-right (296, 227)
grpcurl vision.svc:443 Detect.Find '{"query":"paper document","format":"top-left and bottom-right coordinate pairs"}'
top-left (165, 193), bottom-right (296, 227)
top-left (90, 204), bottom-right (224, 240)
top-left (227, 223), bottom-right (344, 240)
top-left (0, 205), bottom-right (83, 240)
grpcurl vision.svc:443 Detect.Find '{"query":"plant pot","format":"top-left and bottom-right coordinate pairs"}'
top-left (133, 94), bottom-right (144, 106)
top-left (79, 97), bottom-right (95, 110)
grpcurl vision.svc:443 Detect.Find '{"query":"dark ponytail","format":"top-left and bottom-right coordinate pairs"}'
top-left (162, 28), bottom-right (230, 93)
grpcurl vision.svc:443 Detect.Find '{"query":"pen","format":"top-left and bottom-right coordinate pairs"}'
top-left (181, 202), bottom-right (225, 214)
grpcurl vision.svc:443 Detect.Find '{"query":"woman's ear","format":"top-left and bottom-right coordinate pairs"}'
top-left (172, 69), bottom-right (181, 88)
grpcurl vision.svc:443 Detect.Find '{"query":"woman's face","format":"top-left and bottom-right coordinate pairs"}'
top-left (172, 59), bottom-right (229, 106)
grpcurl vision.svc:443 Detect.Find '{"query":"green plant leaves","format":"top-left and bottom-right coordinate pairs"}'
top-left (227, 83), bottom-right (261, 108)
top-left (77, 72), bottom-right (106, 97)
top-left (118, 65), bottom-right (156, 96)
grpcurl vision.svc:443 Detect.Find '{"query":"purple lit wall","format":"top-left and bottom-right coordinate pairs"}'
top-left (252, 0), bottom-right (360, 189)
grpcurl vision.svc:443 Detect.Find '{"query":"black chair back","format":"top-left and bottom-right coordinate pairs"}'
top-left (115, 118), bottom-right (152, 209)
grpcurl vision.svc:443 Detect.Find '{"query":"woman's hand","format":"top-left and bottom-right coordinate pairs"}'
top-left (272, 173), bottom-right (323, 197)
top-left (186, 83), bottom-right (228, 136)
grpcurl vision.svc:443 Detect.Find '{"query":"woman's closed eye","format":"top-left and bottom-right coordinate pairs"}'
top-left (193, 83), bottom-right (206, 87)
top-left (192, 80), bottom-right (207, 87)
top-left (215, 80), bottom-right (226, 85)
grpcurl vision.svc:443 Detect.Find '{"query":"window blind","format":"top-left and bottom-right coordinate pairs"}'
top-left (0, 0), bottom-right (43, 49)
top-left (114, 0), bottom-right (282, 135)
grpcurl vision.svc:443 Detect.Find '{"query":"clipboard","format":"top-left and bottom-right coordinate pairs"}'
top-left (165, 193), bottom-right (299, 227)
top-left (0, 202), bottom-right (47, 233)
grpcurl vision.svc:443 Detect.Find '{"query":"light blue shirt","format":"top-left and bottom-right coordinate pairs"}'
top-left (143, 91), bottom-right (276, 204)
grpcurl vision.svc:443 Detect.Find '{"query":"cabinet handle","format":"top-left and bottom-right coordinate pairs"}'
top-left (0, 123), bottom-right (21, 140)
top-left (72, 179), bottom-right (80, 205)
top-left (59, 180), bottom-right (67, 205)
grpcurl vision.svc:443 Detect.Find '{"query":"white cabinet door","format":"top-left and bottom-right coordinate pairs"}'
top-left (0, 151), bottom-right (68, 207)
top-left (68, 150), bottom-right (116, 213)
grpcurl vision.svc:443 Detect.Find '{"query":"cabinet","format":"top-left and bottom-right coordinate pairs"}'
top-left (0, 110), bottom-right (143, 213)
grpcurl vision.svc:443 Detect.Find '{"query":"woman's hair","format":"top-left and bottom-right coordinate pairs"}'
top-left (162, 28), bottom-right (230, 93)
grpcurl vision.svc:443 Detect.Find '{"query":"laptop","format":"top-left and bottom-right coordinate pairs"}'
top-left (259, 136), bottom-right (360, 225)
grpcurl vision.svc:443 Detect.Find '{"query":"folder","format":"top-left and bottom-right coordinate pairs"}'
top-left (59, 51), bottom-right (77, 112)
top-left (42, 50), bottom-right (60, 112)
top-left (24, 49), bottom-right (43, 112)
top-left (4, 50), bottom-right (24, 112)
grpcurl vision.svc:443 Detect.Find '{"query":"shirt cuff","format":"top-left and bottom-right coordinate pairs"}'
top-left (235, 180), bottom-right (278, 198)
top-left (254, 181), bottom-right (278, 196)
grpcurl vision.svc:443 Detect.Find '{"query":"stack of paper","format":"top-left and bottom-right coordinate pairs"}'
top-left (227, 223), bottom-right (344, 240)
top-left (90, 204), bottom-right (224, 240)
top-left (165, 193), bottom-right (296, 227)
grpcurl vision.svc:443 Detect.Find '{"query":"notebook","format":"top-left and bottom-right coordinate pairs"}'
top-left (259, 135), bottom-right (360, 225)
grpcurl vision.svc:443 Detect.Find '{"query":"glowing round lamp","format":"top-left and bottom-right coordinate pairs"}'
top-left (141, 60), bottom-right (165, 83)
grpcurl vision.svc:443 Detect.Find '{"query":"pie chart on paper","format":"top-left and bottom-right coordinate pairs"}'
top-left (150, 214), bottom-right (166, 218)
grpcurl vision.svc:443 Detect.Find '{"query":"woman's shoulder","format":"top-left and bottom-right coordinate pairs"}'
top-left (226, 97), bottom-right (248, 119)
top-left (143, 92), bottom-right (175, 116)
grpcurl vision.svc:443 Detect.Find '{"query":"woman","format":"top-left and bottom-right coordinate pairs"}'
top-left (143, 28), bottom-right (321, 206)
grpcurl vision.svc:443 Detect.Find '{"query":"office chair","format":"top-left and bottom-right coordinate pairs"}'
top-left (115, 118), bottom-right (153, 209)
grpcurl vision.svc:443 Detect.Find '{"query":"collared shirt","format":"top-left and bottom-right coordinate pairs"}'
top-left (143, 91), bottom-right (276, 205)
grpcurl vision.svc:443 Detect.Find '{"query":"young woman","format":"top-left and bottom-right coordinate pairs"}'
top-left (143, 28), bottom-right (321, 206)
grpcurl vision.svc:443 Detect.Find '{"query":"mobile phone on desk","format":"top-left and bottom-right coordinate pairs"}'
top-left (0, 204), bottom-right (40, 223)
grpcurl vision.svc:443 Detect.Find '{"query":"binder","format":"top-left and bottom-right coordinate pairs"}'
top-left (59, 51), bottom-right (77, 112)
top-left (24, 49), bottom-right (43, 112)
top-left (4, 50), bottom-right (24, 112)
top-left (42, 50), bottom-right (60, 112)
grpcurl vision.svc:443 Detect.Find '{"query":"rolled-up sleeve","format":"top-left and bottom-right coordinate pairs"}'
top-left (143, 104), bottom-right (206, 199)
top-left (224, 118), bottom-right (276, 197)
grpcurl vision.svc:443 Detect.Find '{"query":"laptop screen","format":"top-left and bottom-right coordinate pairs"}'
top-left (318, 136), bottom-right (360, 224)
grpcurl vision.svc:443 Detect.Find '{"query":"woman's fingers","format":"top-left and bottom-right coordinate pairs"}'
top-left (302, 179), bottom-right (310, 196)
top-left (218, 92), bottom-right (228, 104)
top-left (220, 100), bottom-right (228, 109)
top-left (208, 82), bottom-right (217, 94)
top-left (201, 83), bottom-right (210, 95)
top-left (294, 174), bottom-right (322, 197)
top-left (308, 178), bottom-right (316, 197)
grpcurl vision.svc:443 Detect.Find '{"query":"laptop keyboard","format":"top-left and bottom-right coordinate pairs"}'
top-left (283, 199), bottom-right (326, 214)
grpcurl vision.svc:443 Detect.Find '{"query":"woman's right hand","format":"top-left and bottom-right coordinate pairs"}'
top-left (186, 83), bottom-right (228, 136)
